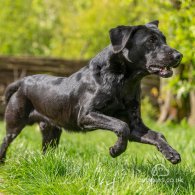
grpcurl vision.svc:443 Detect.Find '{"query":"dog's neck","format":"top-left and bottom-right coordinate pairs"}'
top-left (90, 45), bottom-right (149, 83)
top-left (108, 48), bottom-right (149, 81)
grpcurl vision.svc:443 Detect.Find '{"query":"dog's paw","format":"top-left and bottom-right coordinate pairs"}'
top-left (166, 150), bottom-right (181, 164)
top-left (109, 145), bottom-right (126, 158)
top-left (109, 146), bottom-right (118, 158)
top-left (160, 147), bottom-right (181, 164)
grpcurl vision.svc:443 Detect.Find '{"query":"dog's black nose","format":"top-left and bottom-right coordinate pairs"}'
top-left (173, 52), bottom-right (183, 61)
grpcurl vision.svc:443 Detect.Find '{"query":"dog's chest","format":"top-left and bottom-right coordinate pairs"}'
top-left (91, 72), bottom-right (141, 115)
top-left (97, 98), bottom-right (125, 116)
top-left (109, 82), bottom-right (141, 114)
top-left (94, 84), bottom-right (137, 115)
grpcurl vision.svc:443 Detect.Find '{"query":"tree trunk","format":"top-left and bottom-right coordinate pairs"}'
top-left (188, 63), bottom-right (195, 126)
top-left (158, 81), bottom-right (173, 123)
top-left (188, 90), bottom-right (195, 126)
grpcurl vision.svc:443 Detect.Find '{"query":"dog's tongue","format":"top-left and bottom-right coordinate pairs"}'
top-left (159, 67), bottom-right (173, 78)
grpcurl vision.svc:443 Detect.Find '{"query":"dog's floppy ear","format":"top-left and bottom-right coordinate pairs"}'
top-left (109, 26), bottom-right (135, 53)
top-left (146, 20), bottom-right (159, 28)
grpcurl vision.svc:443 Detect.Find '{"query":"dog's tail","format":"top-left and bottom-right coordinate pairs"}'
top-left (4, 80), bottom-right (22, 105)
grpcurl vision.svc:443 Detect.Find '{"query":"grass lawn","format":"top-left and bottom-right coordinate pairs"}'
top-left (0, 119), bottom-right (194, 194)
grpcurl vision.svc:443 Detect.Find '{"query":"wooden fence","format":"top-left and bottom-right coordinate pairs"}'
top-left (0, 56), bottom-right (159, 117)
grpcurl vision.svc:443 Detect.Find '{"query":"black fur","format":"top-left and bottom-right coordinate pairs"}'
top-left (0, 21), bottom-right (183, 164)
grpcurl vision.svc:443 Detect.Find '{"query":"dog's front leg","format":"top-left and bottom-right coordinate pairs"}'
top-left (125, 100), bottom-right (181, 164)
top-left (78, 112), bottom-right (130, 157)
top-left (129, 122), bottom-right (181, 164)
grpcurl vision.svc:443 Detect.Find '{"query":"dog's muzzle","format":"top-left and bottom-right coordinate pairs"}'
top-left (148, 51), bottom-right (183, 78)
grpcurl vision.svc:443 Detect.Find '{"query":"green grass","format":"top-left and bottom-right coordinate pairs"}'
top-left (0, 120), bottom-right (195, 194)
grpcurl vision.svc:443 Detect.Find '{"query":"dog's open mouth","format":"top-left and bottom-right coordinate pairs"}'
top-left (149, 65), bottom-right (173, 78)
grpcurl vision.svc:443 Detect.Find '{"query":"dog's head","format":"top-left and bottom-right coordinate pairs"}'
top-left (109, 20), bottom-right (183, 78)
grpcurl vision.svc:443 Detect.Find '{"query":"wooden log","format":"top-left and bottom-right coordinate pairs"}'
top-left (0, 56), bottom-right (88, 76)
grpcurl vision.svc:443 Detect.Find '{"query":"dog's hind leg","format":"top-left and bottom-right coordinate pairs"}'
top-left (39, 122), bottom-right (62, 154)
top-left (28, 110), bottom-right (62, 153)
top-left (0, 91), bottom-right (32, 163)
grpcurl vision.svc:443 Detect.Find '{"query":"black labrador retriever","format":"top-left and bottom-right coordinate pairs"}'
top-left (0, 20), bottom-right (183, 164)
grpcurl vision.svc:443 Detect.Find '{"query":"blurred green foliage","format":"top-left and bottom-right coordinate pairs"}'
top-left (141, 97), bottom-right (158, 120)
top-left (0, 0), bottom-right (194, 95)
top-left (0, 0), bottom-right (194, 60)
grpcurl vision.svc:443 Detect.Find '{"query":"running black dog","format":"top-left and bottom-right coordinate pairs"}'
top-left (0, 21), bottom-right (183, 164)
